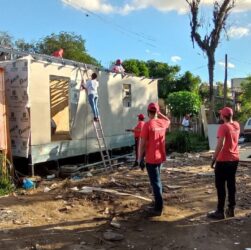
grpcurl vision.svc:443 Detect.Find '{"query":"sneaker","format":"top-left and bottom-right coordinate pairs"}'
top-left (225, 208), bottom-right (235, 218)
top-left (93, 117), bottom-right (98, 122)
top-left (207, 210), bottom-right (225, 220)
top-left (144, 208), bottom-right (162, 217)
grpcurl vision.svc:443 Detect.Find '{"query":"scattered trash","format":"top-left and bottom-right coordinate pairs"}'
top-left (103, 231), bottom-right (124, 241)
top-left (70, 187), bottom-right (79, 191)
top-left (44, 187), bottom-right (51, 193)
top-left (55, 195), bottom-right (63, 200)
top-left (104, 207), bottom-right (110, 215)
top-left (86, 172), bottom-right (93, 177)
top-left (46, 174), bottom-right (56, 180)
top-left (166, 185), bottom-right (182, 190)
top-left (77, 186), bottom-right (151, 201)
top-left (22, 178), bottom-right (35, 190)
top-left (79, 186), bottom-right (93, 194)
top-left (110, 217), bottom-right (121, 228)
top-left (234, 242), bottom-right (240, 245)
top-left (50, 183), bottom-right (58, 190)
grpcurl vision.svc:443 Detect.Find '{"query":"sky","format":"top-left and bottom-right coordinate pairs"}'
top-left (1, 0), bottom-right (251, 84)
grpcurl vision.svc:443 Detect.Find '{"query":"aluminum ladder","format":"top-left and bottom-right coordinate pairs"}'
top-left (93, 119), bottom-right (112, 170)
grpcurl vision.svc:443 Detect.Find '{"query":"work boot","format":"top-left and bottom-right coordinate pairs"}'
top-left (144, 207), bottom-right (162, 217)
top-left (207, 210), bottom-right (225, 220)
top-left (225, 207), bottom-right (235, 218)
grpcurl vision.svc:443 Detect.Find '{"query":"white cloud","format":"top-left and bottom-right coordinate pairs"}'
top-left (62, 0), bottom-right (115, 14)
top-left (61, 0), bottom-right (251, 15)
top-left (171, 56), bottom-right (182, 63)
top-left (218, 61), bottom-right (235, 69)
top-left (227, 26), bottom-right (250, 38)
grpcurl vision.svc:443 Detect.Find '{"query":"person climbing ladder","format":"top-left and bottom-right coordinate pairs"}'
top-left (81, 72), bottom-right (100, 122)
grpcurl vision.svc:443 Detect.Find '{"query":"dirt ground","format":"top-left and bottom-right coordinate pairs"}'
top-left (0, 153), bottom-right (251, 250)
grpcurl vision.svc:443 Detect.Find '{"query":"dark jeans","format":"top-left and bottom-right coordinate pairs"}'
top-left (135, 137), bottom-right (139, 160)
top-left (215, 161), bottom-right (238, 212)
top-left (146, 163), bottom-right (163, 211)
top-left (88, 94), bottom-right (99, 118)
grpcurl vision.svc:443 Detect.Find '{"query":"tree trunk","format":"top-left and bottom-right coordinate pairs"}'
top-left (208, 52), bottom-right (215, 123)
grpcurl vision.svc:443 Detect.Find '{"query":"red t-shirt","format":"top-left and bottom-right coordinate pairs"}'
top-left (217, 121), bottom-right (240, 161)
top-left (133, 121), bottom-right (145, 138)
top-left (140, 118), bottom-right (170, 164)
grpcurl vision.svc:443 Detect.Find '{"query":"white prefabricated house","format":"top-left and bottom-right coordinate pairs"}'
top-left (0, 55), bottom-right (158, 169)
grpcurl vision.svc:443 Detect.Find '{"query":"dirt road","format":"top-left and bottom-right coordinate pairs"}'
top-left (0, 154), bottom-right (250, 250)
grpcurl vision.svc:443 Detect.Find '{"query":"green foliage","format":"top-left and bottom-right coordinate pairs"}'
top-left (167, 131), bottom-right (209, 153)
top-left (0, 31), bottom-right (99, 66)
top-left (0, 153), bottom-right (13, 196)
top-left (167, 91), bottom-right (201, 117)
top-left (124, 59), bottom-right (201, 99)
top-left (238, 76), bottom-right (251, 122)
top-left (36, 32), bottom-right (99, 66)
top-left (0, 31), bottom-right (13, 47)
top-left (123, 59), bottom-right (149, 77)
top-left (199, 82), bottom-right (210, 101)
top-left (175, 71), bottom-right (201, 94)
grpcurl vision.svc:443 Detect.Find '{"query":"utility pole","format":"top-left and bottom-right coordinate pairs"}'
top-left (223, 54), bottom-right (228, 106)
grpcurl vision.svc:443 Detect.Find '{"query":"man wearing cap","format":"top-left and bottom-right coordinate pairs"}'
top-left (208, 107), bottom-right (240, 220)
top-left (138, 103), bottom-right (170, 216)
top-left (126, 114), bottom-right (145, 168)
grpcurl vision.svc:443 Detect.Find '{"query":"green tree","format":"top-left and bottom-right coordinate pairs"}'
top-left (123, 59), bottom-right (140, 76)
top-left (187, 0), bottom-right (235, 122)
top-left (146, 60), bottom-right (180, 98)
top-left (238, 77), bottom-right (251, 122)
top-left (15, 39), bottom-right (35, 52)
top-left (167, 91), bottom-right (201, 117)
top-left (199, 82), bottom-right (210, 101)
top-left (36, 32), bottom-right (99, 65)
top-left (175, 71), bottom-right (201, 93)
top-left (0, 31), bottom-right (13, 47)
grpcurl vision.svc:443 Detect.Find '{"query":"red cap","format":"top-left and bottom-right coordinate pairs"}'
top-left (138, 114), bottom-right (145, 120)
top-left (220, 107), bottom-right (233, 117)
top-left (147, 102), bottom-right (159, 112)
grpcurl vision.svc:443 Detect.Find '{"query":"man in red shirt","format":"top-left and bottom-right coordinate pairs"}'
top-left (208, 107), bottom-right (240, 220)
top-left (126, 114), bottom-right (145, 168)
top-left (138, 102), bottom-right (170, 216)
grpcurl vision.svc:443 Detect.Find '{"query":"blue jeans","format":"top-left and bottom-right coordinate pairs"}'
top-left (146, 163), bottom-right (163, 211)
top-left (88, 94), bottom-right (99, 118)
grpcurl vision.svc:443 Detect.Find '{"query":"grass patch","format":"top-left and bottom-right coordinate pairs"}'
top-left (167, 130), bottom-right (209, 153)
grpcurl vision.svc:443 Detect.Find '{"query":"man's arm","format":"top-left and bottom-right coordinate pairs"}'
top-left (211, 137), bottom-right (224, 168)
top-left (158, 112), bottom-right (171, 128)
top-left (138, 137), bottom-right (146, 163)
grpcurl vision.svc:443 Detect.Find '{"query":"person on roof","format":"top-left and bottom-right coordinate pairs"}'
top-left (126, 114), bottom-right (145, 168)
top-left (111, 59), bottom-right (125, 74)
top-left (52, 48), bottom-right (64, 58)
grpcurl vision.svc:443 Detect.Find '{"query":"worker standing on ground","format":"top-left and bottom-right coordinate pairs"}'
top-left (138, 103), bottom-right (170, 216)
top-left (208, 107), bottom-right (240, 220)
top-left (81, 73), bottom-right (100, 122)
top-left (181, 113), bottom-right (191, 131)
top-left (126, 114), bottom-right (145, 168)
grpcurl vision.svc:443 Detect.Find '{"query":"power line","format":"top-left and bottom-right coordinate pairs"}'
top-left (65, 2), bottom-right (158, 48)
